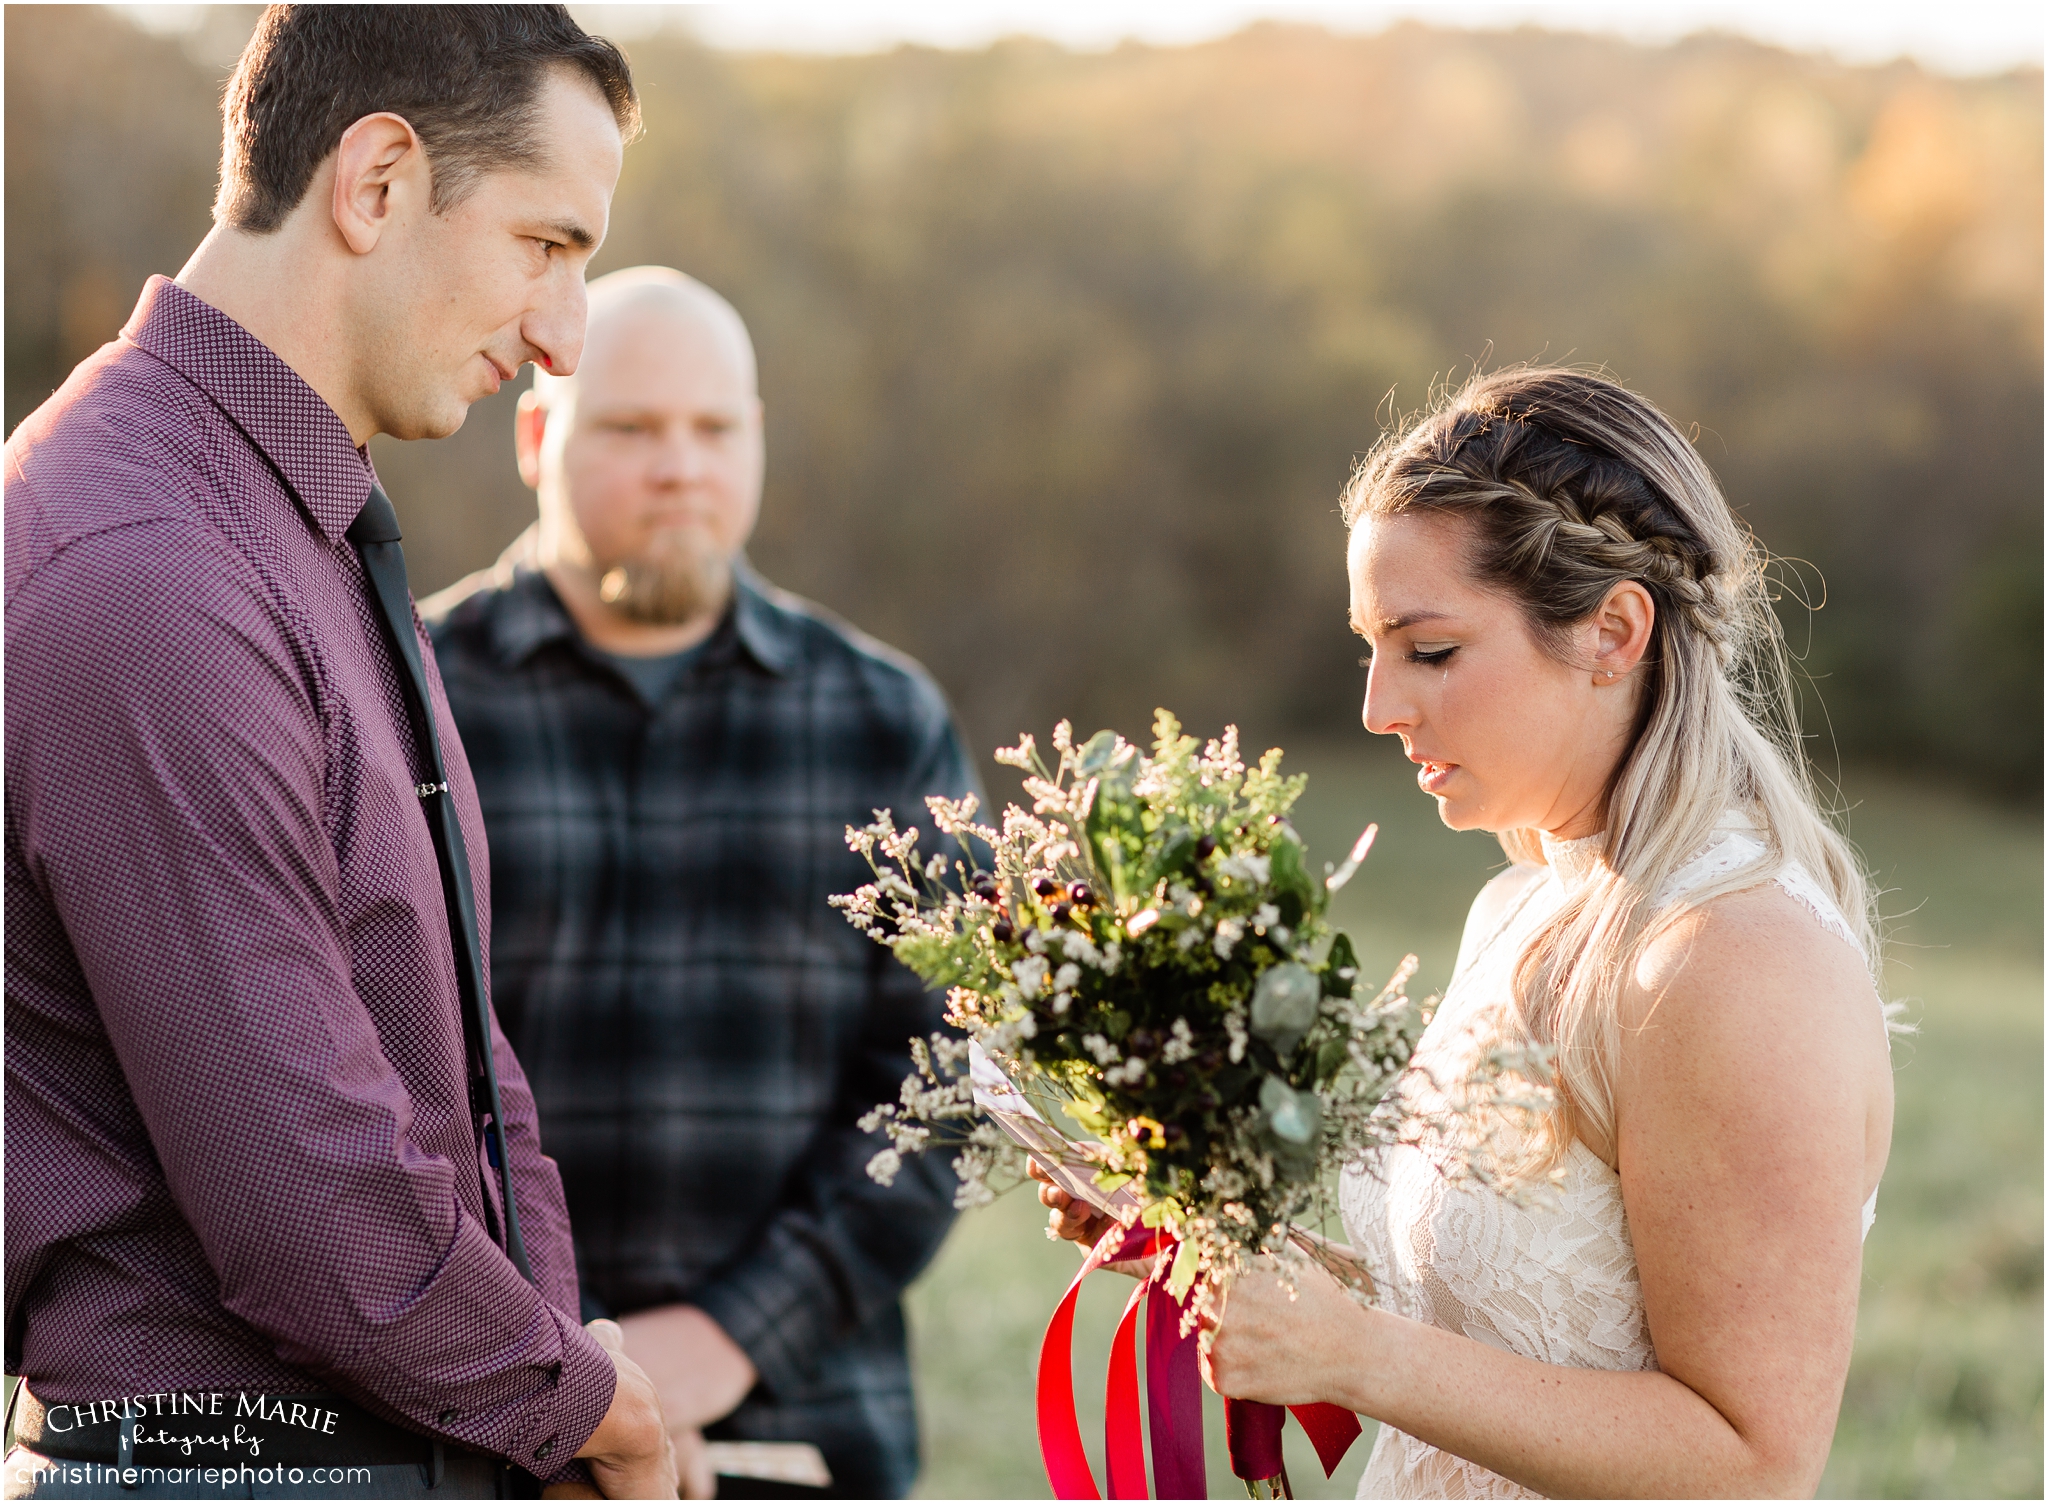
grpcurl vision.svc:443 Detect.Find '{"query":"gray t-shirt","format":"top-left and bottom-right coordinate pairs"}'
top-left (590, 642), bottom-right (703, 706)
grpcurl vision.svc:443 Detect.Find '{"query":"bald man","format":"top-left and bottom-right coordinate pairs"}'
top-left (423, 268), bottom-right (978, 1499)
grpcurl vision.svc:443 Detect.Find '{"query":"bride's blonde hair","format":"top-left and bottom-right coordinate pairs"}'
top-left (1341, 366), bottom-right (1879, 1171)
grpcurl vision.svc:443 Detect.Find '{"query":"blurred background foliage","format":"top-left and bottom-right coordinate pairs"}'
top-left (5, 7), bottom-right (2040, 1498)
top-left (6, 6), bottom-right (2041, 793)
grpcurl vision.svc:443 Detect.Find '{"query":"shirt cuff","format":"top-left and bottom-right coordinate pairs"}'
top-left (690, 1221), bottom-right (846, 1399)
top-left (502, 1305), bottom-right (617, 1482)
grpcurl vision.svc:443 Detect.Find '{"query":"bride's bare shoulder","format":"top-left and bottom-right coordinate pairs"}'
top-left (1625, 878), bottom-right (1879, 1044)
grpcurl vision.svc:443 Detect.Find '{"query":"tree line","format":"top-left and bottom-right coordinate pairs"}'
top-left (7, 8), bottom-right (2040, 791)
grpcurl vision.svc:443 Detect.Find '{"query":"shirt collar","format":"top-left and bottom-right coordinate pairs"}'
top-left (486, 538), bottom-right (796, 678)
top-left (729, 558), bottom-right (797, 676)
top-left (122, 276), bottom-right (373, 543)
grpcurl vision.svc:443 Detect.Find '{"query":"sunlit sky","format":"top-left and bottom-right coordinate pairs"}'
top-left (600, 1), bottom-right (2039, 75)
top-left (121, 2), bottom-right (2041, 76)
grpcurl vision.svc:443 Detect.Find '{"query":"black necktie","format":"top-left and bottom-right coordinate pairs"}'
top-left (347, 485), bottom-right (532, 1284)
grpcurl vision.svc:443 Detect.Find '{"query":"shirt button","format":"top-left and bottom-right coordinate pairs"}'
top-left (534, 1438), bottom-right (556, 1462)
top-left (439, 1410), bottom-right (459, 1425)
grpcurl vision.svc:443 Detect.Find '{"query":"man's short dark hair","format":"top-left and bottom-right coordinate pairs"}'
top-left (216, 5), bottom-right (639, 232)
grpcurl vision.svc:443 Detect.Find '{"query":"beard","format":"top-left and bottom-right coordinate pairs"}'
top-left (594, 529), bottom-right (733, 626)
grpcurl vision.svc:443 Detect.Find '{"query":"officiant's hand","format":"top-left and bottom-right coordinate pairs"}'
top-left (619, 1303), bottom-right (759, 1498)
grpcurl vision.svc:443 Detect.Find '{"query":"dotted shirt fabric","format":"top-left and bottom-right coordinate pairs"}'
top-left (3, 277), bottom-right (609, 1479)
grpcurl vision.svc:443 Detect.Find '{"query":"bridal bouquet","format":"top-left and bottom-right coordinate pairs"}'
top-left (833, 711), bottom-right (1417, 1322)
top-left (837, 712), bottom-right (1552, 1497)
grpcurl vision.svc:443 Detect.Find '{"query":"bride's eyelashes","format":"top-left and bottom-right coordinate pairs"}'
top-left (1359, 646), bottom-right (1458, 668)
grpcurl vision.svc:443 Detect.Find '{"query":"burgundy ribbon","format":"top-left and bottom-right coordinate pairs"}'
top-left (1038, 1225), bottom-right (1363, 1498)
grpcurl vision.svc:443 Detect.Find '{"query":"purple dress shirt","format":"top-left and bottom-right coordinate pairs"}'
top-left (3, 277), bottom-right (612, 1478)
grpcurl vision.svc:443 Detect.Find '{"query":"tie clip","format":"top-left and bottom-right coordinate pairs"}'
top-left (416, 781), bottom-right (450, 799)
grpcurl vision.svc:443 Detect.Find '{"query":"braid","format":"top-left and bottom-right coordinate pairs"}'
top-left (1385, 394), bottom-right (1740, 663)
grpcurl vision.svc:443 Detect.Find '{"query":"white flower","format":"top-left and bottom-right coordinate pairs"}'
top-left (892, 1124), bottom-right (931, 1154)
top-left (1054, 963), bottom-right (1081, 992)
top-left (1225, 1008), bottom-right (1249, 1063)
top-left (925, 792), bottom-right (982, 835)
top-left (867, 1148), bottom-right (903, 1186)
top-left (1213, 916), bottom-right (1245, 959)
top-left (1175, 926), bottom-right (1204, 952)
top-left (951, 1147), bottom-right (997, 1208)
top-left (1082, 1033), bottom-right (1120, 1065)
top-left (1216, 852), bottom-right (1272, 886)
top-left (1162, 1018), bottom-right (1196, 1063)
top-left (1012, 955), bottom-right (1050, 999)
top-left (1106, 1057), bottom-right (1149, 1086)
top-left (1253, 903), bottom-right (1281, 931)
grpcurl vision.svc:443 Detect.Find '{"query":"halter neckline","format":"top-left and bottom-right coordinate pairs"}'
top-left (1539, 828), bottom-right (1608, 885)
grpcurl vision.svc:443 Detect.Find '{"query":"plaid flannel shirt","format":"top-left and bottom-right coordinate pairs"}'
top-left (425, 548), bottom-right (975, 1496)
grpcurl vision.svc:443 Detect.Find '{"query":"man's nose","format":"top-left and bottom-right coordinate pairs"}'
top-left (524, 278), bottom-right (589, 378)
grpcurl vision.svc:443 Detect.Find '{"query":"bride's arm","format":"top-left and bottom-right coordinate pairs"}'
top-left (1204, 885), bottom-right (1891, 1498)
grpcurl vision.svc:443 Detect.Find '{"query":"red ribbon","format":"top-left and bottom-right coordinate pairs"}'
top-left (1037, 1224), bottom-right (1363, 1498)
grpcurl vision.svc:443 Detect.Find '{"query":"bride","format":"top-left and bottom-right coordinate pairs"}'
top-left (1040, 367), bottom-right (1895, 1498)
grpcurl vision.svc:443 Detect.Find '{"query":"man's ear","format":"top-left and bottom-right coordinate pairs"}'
top-left (331, 112), bottom-right (427, 256)
top-left (515, 390), bottom-right (549, 490)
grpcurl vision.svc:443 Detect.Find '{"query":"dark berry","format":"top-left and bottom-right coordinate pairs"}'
top-left (1068, 882), bottom-right (1094, 908)
top-left (1051, 901), bottom-right (1073, 924)
top-left (1166, 1069), bottom-right (1188, 1090)
top-left (1126, 1028), bottom-right (1158, 1056)
top-left (1193, 834), bottom-right (1217, 861)
top-left (1032, 876), bottom-right (1060, 898)
top-left (1195, 1090), bottom-right (1222, 1112)
top-left (969, 871), bottom-right (999, 901)
top-left (1161, 1123), bottom-right (1187, 1148)
top-left (991, 918), bottom-right (1015, 944)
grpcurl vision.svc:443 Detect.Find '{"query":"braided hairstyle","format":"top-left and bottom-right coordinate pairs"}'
top-left (1342, 366), bottom-right (1877, 1170)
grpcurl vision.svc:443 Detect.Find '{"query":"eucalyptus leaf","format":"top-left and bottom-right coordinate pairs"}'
top-left (1259, 1073), bottom-right (1321, 1144)
top-left (1250, 961), bottom-right (1319, 1057)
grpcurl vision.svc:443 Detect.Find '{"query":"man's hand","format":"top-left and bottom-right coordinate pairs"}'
top-left (618, 1304), bottom-right (759, 1499)
top-left (570, 1318), bottom-right (680, 1499)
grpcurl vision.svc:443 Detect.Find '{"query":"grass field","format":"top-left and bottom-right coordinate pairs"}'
top-left (903, 737), bottom-right (2043, 1498)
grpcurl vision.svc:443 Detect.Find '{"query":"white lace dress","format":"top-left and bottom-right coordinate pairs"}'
top-left (1338, 822), bottom-right (1874, 1500)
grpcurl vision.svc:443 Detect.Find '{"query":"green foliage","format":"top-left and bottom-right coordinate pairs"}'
top-left (837, 715), bottom-right (1427, 1317)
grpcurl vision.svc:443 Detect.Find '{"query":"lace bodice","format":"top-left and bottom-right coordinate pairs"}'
top-left (1339, 822), bottom-right (1871, 1499)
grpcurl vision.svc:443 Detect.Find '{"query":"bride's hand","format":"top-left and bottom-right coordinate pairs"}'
top-left (1029, 1157), bottom-right (1117, 1247)
top-left (1199, 1254), bottom-right (1363, 1409)
top-left (1027, 1160), bottom-right (1158, 1276)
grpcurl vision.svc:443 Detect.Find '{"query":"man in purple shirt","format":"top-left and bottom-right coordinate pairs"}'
top-left (5, 9), bottom-right (674, 1499)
